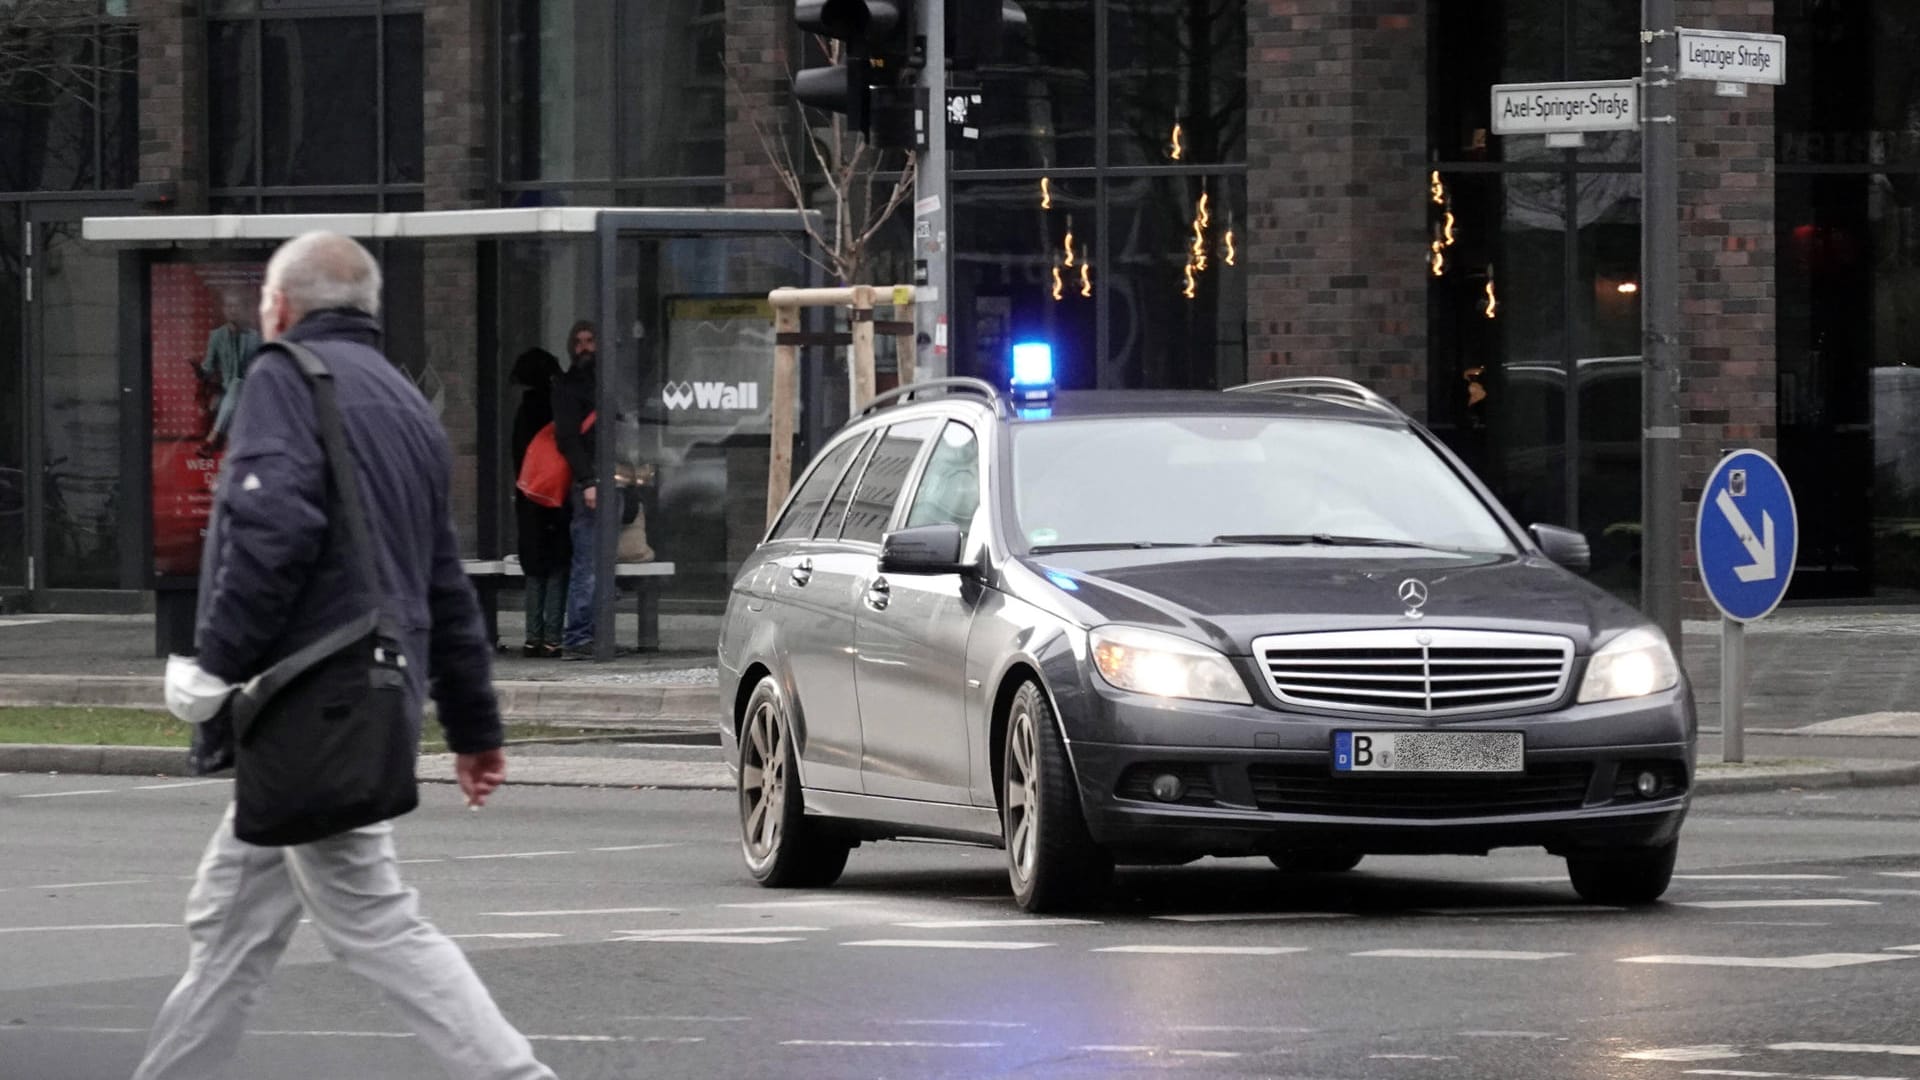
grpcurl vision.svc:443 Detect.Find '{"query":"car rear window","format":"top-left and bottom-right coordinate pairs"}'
top-left (1009, 416), bottom-right (1515, 553)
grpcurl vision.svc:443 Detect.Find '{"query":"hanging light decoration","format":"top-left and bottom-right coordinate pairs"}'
top-left (1040, 177), bottom-right (1052, 210)
top-left (1443, 206), bottom-right (1457, 247)
top-left (1182, 260), bottom-right (1197, 299)
top-left (1431, 170), bottom-right (1446, 205)
top-left (1223, 228), bottom-right (1236, 267)
top-left (1063, 225), bottom-right (1076, 268)
top-left (1429, 231), bottom-right (1446, 277)
top-left (1483, 265), bottom-right (1499, 319)
top-left (1079, 258), bottom-right (1092, 298)
top-left (1051, 264), bottom-right (1064, 302)
top-left (1190, 191), bottom-right (1211, 273)
top-left (1170, 122), bottom-right (1184, 161)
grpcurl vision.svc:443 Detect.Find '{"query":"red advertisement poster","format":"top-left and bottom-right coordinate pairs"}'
top-left (151, 262), bottom-right (264, 579)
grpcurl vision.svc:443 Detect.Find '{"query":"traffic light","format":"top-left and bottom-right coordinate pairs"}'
top-left (950, 0), bottom-right (1027, 71)
top-left (793, 1), bottom-right (915, 137)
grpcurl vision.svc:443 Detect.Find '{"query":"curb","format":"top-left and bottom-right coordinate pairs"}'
top-left (0, 675), bottom-right (719, 728)
top-left (1692, 760), bottom-right (1920, 796)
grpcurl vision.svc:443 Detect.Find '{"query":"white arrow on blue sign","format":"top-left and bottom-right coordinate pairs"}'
top-left (1695, 449), bottom-right (1798, 622)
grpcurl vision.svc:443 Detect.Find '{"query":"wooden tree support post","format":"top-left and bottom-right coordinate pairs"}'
top-left (850, 284), bottom-right (877, 410)
top-left (768, 304), bottom-right (801, 528)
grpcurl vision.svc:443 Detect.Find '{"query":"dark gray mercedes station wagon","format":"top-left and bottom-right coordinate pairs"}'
top-left (717, 368), bottom-right (1694, 913)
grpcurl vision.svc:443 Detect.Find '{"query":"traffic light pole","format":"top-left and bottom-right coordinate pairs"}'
top-left (1641, 2), bottom-right (1683, 657)
top-left (913, 0), bottom-right (950, 380)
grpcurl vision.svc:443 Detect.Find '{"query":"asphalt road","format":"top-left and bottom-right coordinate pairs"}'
top-left (4, 774), bottom-right (1920, 1080)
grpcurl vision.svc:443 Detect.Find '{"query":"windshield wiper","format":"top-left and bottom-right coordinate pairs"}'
top-left (1211, 533), bottom-right (1438, 550)
top-left (1029, 541), bottom-right (1206, 553)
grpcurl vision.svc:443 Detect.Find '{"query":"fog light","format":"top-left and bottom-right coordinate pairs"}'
top-left (1150, 774), bottom-right (1186, 803)
top-left (1635, 770), bottom-right (1662, 799)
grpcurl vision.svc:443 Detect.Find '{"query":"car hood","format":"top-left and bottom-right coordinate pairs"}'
top-left (1016, 547), bottom-right (1643, 655)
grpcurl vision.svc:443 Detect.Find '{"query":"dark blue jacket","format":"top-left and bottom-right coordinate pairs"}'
top-left (194, 309), bottom-right (502, 754)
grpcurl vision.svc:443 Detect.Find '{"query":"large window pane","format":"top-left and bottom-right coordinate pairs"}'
top-left (501, 1), bottom-right (615, 182)
top-left (0, 27), bottom-right (99, 192)
top-left (960, 0), bottom-right (1097, 170)
top-left (1778, 1), bottom-right (1920, 168)
top-left (208, 21), bottom-right (258, 189)
top-left (952, 178), bottom-right (1097, 388)
top-left (1108, 0), bottom-right (1247, 167)
top-left (261, 18), bottom-right (379, 186)
top-left (1104, 173), bottom-right (1246, 389)
top-left (618, 0), bottom-right (725, 177)
top-left (1575, 174), bottom-right (1642, 597)
top-left (40, 224), bottom-right (121, 589)
top-left (0, 209), bottom-right (21, 586)
top-left (100, 24), bottom-right (140, 190)
top-left (385, 15), bottom-right (424, 184)
top-left (1428, 0), bottom-right (1564, 163)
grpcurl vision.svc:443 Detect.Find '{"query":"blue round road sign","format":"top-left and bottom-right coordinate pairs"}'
top-left (1695, 449), bottom-right (1797, 622)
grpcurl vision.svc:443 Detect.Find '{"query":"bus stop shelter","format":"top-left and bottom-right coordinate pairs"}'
top-left (82, 207), bottom-right (823, 661)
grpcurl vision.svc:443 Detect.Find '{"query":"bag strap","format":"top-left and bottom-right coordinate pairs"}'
top-left (260, 340), bottom-right (389, 629)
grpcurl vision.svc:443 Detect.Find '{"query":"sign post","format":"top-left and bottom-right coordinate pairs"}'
top-left (1695, 450), bottom-right (1798, 763)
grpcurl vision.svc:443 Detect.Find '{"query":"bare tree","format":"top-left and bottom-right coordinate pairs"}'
top-left (0, 0), bottom-right (131, 109)
top-left (727, 38), bottom-right (918, 286)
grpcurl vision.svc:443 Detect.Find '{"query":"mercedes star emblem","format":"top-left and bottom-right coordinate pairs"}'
top-left (1398, 578), bottom-right (1430, 619)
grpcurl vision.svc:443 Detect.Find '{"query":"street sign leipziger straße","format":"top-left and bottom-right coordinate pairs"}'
top-left (1677, 27), bottom-right (1786, 85)
top-left (1696, 449), bottom-right (1798, 763)
top-left (1490, 80), bottom-right (1639, 136)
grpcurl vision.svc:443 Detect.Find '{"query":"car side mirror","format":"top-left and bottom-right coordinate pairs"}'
top-left (1529, 523), bottom-right (1591, 573)
top-left (879, 523), bottom-right (970, 576)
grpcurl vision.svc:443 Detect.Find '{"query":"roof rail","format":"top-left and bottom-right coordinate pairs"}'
top-left (1224, 376), bottom-right (1405, 418)
top-left (857, 376), bottom-right (1005, 418)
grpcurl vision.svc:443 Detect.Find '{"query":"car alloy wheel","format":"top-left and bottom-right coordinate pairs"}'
top-left (737, 676), bottom-right (851, 888)
top-left (1001, 680), bottom-right (1112, 912)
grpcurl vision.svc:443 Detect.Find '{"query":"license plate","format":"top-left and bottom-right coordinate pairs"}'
top-left (1333, 731), bottom-right (1524, 773)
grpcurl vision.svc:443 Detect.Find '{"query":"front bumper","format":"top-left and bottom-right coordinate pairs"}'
top-left (1061, 686), bottom-right (1694, 860)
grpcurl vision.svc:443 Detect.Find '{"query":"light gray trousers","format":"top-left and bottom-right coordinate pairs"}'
top-left (132, 804), bottom-right (555, 1080)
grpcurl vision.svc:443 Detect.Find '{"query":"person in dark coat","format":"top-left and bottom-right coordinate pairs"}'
top-left (551, 320), bottom-right (599, 658)
top-left (144, 232), bottom-right (554, 1080)
top-left (509, 347), bottom-right (570, 657)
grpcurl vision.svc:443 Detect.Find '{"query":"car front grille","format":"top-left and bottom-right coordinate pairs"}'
top-left (1247, 762), bottom-right (1594, 819)
top-left (1252, 629), bottom-right (1575, 718)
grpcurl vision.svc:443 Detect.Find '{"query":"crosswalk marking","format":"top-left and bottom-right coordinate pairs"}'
top-left (1077, 1045), bottom-right (1242, 1059)
top-left (1353, 948), bottom-right (1570, 961)
top-left (1620, 954), bottom-right (1913, 970)
top-left (612, 926), bottom-right (822, 938)
top-left (614, 935), bottom-right (803, 945)
top-left (1095, 945), bottom-right (1309, 956)
top-left (1768, 1042), bottom-right (1920, 1056)
top-left (783, 1039), bottom-right (1002, 1048)
top-left (1684, 1070), bottom-right (1910, 1079)
top-left (446, 933), bottom-right (562, 940)
top-left (1418, 905), bottom-right (1621, 916)
top-left (1875, 872), bottom-right (1920, 879)
top-left (1152, 912), bottom-right (1351, 923)
top-left (1673, 874), bottom-right (1843, 881)
top-left (452, 850), bottom-right (575, 861)
top-left (894, 918), bottom-right (1098, 929)
top-left (1678, 899), bottom-right (1879, 910)
top-left (1622, 1046), bottom-right (1745, 1062)
top-left (484, 906), bottom-right (676, 918)
top-left (844, 939), bottom-right (1053, 951)
top-left (720, 899), bottom-right (878, 910)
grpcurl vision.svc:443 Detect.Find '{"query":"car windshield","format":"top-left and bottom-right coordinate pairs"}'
top-left (1010, 416), bottom-right (1515, 554)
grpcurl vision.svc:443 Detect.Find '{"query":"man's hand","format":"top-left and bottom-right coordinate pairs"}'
top-left (582, 485), bottom-right (598, 511)
top-left (456, 748), bottom-right (508, 808)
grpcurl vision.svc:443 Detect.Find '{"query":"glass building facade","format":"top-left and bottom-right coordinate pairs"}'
top-left (1, 1), bottom-right (1916, 614)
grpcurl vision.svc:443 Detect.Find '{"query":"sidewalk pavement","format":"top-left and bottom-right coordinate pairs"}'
top-left (4, 607), bottom-right (1920, 795)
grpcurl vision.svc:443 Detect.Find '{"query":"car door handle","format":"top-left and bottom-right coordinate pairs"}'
top-left (790, 559), bottom-right (813, 587)
top-left (865, 577), bottom-right (891, 610)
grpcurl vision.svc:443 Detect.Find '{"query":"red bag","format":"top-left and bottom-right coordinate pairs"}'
top-left (516, 412), bottom-right (594, 508)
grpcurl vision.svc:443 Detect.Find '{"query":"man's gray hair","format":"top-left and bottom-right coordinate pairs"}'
top-left (265, 232), bottom-right (383, 319)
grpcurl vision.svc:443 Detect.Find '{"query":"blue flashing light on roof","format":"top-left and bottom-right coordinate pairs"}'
top-left (1010, 341), bottom-right (1055, 403)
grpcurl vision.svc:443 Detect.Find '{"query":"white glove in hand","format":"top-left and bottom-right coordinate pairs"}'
top-left (165, 655), bottom-right (235, 725)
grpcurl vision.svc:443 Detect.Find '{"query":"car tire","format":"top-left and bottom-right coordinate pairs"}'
top-left (1002, 680), bottom-right (1113, 913)
top-left (738, 677), bottom-right (851, 889)
top-left (1565, 840), bottom-right (1677, 906)
top-left (1268, 851), bottom-right (1364, 873)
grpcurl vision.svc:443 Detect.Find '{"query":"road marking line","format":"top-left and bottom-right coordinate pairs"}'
top-left (524, 1035), bottom-right (704, 1044)
top-left (894, 918), bottom-right (1098, 929)
top-left (1678, 899), bottom-right (1879, 910)
top-left (17, 789), bottom-right (121, 799)
top-left (1151, 912), bottom-right (1351, 923)
top-left (844, 939), bottom-right (1053, 951)
top-left (883, 1020), bottom-right (1031, 1029)
top-left (719, 898), bottom-right (878, 909)
top-left (1769, 1042), bottom-right (1920, 1056)
top-left (485, 907), bottom-right (676, 918)
top-left (1372, 1053), bottom-right (1457, 1061)
top-left (609, 1015), bottom-right (751, 1023)
top-left (1674, 874), bottom-right (1843, 881)
top-left (782, 1039), bottom-right (1002, 1049)
top-left (27, 879), bottom-right (154, 891)
top-left (591, 844), bottom-right (682, 853)
top-left (1353, 948), bottom-right (1570, 960)
top-left (453, 850), bottom-right (576, 861)
top-left (1621, 1046), bottom-right (1746, 1062)
top-left (1174, 1025), bottom-right (1316, 1034)
top-left (1095, 945), bottom-right (1308, 956)
top-left (1078, 1045), bottom-right (1162, 1053)
top-left (396, 858), bottom-right (446, 865)
top-left (1491, 875), bottom-right (1571, 884)
top-left (1887, 945), bottom-right (1920, 953)
top-left (1460, 1031), bottom-right (1564, 1039)
top-left (128, 780), bottom-right (228, 792)
top-left (0, 923), bottom-right (176, 934)
top-left (610, 930), bottom-right (798, 937)
top-left (1876, 872), bottom-right (1920, 879)
top-left (1683, 1070), bottom-right (1910, 1079)
top-left (1418, 905), bottom-right (1621, 915)
top-left (1620, 954), bottom-right (1913, 970)
top-left (446, 933), bottom-right (563, 940)
top-left (612, 926), bottom-right (821, 940)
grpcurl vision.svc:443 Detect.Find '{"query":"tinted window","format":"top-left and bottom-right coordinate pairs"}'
top-left (1011, 417), bottom-right (1515, 554)
top-left (841, 420), bottom-right (939, 544)
top-left (818, 434), bottom-right (880, 540)
top-left (904, 422), bottom-right (981, 542)
top-left (769, 434), bottom-right (865, 542)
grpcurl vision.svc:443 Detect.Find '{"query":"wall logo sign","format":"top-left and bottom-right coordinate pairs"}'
top-left (660, 380), bottom-right (761, 412)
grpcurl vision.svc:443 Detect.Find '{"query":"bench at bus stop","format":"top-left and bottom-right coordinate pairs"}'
top-left (461, 558), bottom-right (676, 652)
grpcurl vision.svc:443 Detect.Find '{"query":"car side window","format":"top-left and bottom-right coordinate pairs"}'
top-left (840, 419), bottom-right (939, 544)
top-left (769, 434), bottom-right (866, 542)
top-left (817, 433), bottom-right (880, 540)
top-left (904, 421), bottom-right (981, 543)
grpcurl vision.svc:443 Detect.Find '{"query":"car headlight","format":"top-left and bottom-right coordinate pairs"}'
top-left (1577, 627), bottom-right (1680, 704)
top-left (1089, 625), bottom-right (1251, 705)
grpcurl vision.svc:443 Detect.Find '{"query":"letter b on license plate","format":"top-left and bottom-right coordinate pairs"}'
top-left (1334, 731), bottom-right (1524, 773)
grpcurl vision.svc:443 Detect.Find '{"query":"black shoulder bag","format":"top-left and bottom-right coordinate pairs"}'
top-left (228, 341), bottom-right (419, 846)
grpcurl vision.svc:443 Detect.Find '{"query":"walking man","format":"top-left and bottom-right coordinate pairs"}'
top-left (141, 232), bottom-right (555, 1080)
top-left (551, 320), bottom-right (599, 659)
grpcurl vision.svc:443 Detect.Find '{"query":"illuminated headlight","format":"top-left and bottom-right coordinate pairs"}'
top-left (1090, 625), bottom-right (1251, 705)
top-left (1577, 627), bottom-right (1680, 704)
